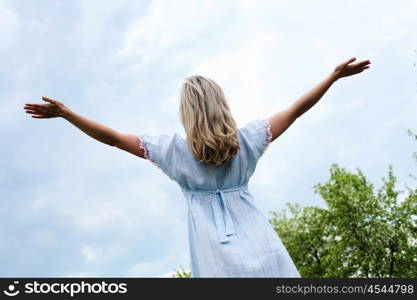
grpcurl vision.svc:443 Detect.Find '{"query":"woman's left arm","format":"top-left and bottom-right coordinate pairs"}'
top-left (266, 57), bottom-right (371, 141)
top-left (291, 57), bottom-right (371, 118)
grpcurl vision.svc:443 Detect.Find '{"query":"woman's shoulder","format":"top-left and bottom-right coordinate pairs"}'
top-left (172, 132), bottom-right (187, 149)
top-left (239, 118), bottom-right (269, 134)
top-left (237, 118), bottom-right (272, 162)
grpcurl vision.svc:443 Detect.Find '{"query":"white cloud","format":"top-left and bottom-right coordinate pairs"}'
top-left (81, 245), bottom-right (96, 262)
top-left (30, 228), bottom-right (58, 248)
top-left (0, 0), bottom-right (21, 50)
top-left (115, 1), bottom-right (236, 66)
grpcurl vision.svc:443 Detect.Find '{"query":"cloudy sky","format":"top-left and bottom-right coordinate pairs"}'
top-left (1, 0), bottom-right (416, 277)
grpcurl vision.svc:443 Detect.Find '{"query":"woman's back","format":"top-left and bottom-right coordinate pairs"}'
top-left (138, 118), bottom-right (301, 277)
top-left (139, 118), bottom-right (271, 191)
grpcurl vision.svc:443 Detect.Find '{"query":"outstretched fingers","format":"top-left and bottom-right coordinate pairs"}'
top-left (347, 59), bottom-right (371, 75)
top-left (355, 59), bottom-right (371, 67)
top-left (24, 102), bottom-right (46, 117)
top-left (344, 57), bottom-right (356, 65)
top-left (42, 96), bottom-right (56, 104)
top-left (25, 109), bottom-right (39, 114)
top-left (31, 115), bottom-right (51, 118)
top-left (351, 60), bottom-right (371, 69)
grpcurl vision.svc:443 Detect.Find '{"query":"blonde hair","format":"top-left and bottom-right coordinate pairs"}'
top-left (179, 75), bottom-right (240, 167)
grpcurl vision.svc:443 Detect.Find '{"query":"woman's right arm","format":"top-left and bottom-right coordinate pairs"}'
top-left (24, 97), bottom-right (119, 147)
top-left (266, 57), bottom-right (371, 142)
top-left (63, 109), bottom-right (119, 147)
top-left (24, 96), bottom-right (147, 158)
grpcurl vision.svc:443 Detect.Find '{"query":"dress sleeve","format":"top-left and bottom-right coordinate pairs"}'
top-left (239, 118), bottom-right (272, 162)
top-left (137, 133), bottom-right (179, 180)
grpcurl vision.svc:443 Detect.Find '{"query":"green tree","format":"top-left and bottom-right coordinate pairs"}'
top-left (172, 265), bottom-right (192, 278)
top-left (270, 130), bottom-right (417, 277)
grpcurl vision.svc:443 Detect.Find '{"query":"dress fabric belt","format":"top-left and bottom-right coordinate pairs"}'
top-left (186, 185), bottom-right (247, 244)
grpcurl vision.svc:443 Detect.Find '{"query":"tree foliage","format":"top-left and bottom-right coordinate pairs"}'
top-left (270, 130), bottom-right (417, 277)
top-left (172, 265), bottom-right (192, 278)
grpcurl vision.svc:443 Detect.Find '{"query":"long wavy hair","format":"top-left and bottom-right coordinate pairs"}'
top-left (179, 75), bottom-right (240, 167)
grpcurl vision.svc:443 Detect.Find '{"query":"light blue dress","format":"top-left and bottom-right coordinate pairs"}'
top-left (138, 118), bottom-right (301, 278)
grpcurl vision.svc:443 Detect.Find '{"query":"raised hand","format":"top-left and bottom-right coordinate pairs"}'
top-left (332, 57), bottom-right (371, 80)
top-left (24, 96), bottom-right (70, 119)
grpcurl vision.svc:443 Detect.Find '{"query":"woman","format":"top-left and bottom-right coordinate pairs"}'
top-left (23, 57), bottom-right (371, 277)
